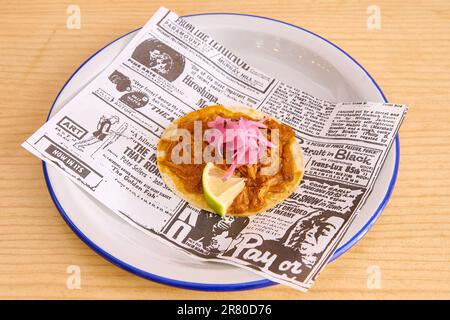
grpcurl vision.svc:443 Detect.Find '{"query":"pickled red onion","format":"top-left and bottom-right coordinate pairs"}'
top-left (206, 116), bottom-right (273, 180)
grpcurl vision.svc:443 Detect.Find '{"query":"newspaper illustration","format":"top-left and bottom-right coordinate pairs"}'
top-left (22, 7), bottom-right (407, 291)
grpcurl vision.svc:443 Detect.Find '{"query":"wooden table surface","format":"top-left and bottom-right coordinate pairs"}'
top-left (1, 0), bottom-right (449, 299)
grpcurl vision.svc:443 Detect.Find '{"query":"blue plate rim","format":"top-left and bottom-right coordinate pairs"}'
top-left (41, 12), bottom-right (399, 291)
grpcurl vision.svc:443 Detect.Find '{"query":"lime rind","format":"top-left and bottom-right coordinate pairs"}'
top-left (202, 162), bottom-right (245, 216)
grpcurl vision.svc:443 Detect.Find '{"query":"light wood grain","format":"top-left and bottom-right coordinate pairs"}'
top-left (0, 0), bottom-right (449, 299)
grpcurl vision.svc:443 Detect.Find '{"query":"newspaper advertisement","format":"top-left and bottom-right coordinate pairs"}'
top-left (22, 7), bottom-right (407, 291)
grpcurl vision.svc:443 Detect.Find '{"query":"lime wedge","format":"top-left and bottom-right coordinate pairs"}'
top-left (202, 162), bottom-right (245, 216)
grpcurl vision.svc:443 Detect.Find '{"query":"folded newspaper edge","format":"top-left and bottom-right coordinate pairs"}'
top-left (22, 7), bottom-right (407, 291)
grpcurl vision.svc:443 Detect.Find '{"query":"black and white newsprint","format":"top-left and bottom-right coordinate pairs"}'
top-left (22, 7), bottom-right (407, 291)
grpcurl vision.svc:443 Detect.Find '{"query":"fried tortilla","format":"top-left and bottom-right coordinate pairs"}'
top-left (157, 105), bottom-right (304, 216)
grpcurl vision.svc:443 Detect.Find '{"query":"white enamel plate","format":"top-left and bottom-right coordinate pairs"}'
top-left (44, 13), bottom-right (399, 291)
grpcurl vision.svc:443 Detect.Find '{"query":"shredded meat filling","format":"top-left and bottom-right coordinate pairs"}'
top-left (159, 109), bottom-right (296, 214)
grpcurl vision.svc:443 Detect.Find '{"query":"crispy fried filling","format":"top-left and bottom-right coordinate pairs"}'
top-left (158, 107), bottom-right (296, 214)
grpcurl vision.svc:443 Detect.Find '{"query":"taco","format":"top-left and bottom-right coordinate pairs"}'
top-left (157, 105), bottom-right (304, 216)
